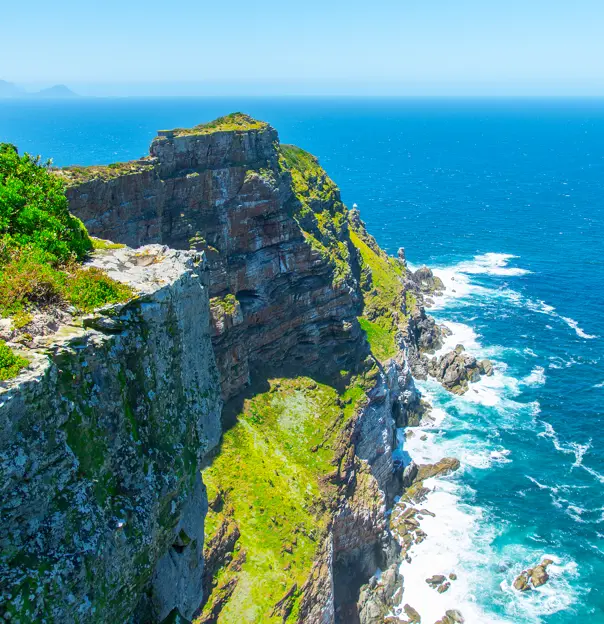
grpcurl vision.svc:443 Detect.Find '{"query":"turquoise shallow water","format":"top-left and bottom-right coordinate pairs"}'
top-left (2, 97), bottom-right (603, 622)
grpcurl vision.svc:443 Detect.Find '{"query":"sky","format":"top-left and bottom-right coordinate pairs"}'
top-left (2, 0), bottom-right (604, 96)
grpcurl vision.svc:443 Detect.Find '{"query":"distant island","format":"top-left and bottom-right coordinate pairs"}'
top-left (0, 80), bottom-right (78, 99)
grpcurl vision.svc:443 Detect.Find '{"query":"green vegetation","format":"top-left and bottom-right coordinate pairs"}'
top-left (0, 143), bottom-right (91, 261)
top-left (59, 159), bottom-right (154, 185)
top-left (349, 228), bottom-right (406, 358)
top-left (280, 144), bottom-right (353, 286)
top-left (165, 113), bottom-right (268, 138)
top-left (210, 294), bottom-right (238, 316)
top-left (200, 376), bottom-right (368, 623)
top-left (0, 340), bottom-right (28, 380)
top-left (91, 236), bottom-right (125, 250)
top-left (358, 317), bottom-right (397, 361)
top-left (0, 143), bottom-right (133, 342)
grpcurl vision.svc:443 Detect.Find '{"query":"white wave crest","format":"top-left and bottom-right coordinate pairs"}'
top-left (521, 366), bottom-right (546, 387)
top-left (561, 316), bottom-right (599, 340)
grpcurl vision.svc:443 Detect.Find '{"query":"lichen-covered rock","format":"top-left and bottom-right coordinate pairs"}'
top-left (411, 266), bottom-right (445, 295)
top-left (0, 246), bottom-right (222, 623)
top-left (513, 558), bottom-right (554, 592)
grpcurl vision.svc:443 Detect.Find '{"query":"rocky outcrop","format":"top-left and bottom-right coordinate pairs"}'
top-left (356, 565), bottom-right (402, 624)
top-left (0, 246), bottom-right (222, 623)
top-left (410, 266), bottom-right (444, 297)
top-left (0, 114), bottom-right (457, 624)
top-left (64, 116), bottom-right (368, 404)
top-left (513, 558), bottom-right (554, 591)
top-left (428, 345), bottom-right (493, 394)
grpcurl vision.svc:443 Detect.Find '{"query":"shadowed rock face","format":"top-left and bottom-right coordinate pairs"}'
top-left (0, 247), bottom-right (222, 623)
top-left (65, 122), bottom-right (367, 402)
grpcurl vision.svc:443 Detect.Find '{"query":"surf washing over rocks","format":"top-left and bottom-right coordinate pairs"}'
top-left (386, 251), bottom-right (602, 623)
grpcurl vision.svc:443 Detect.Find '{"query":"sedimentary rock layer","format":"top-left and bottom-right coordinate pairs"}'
top-left (0, 246), bottom-right (222, 623)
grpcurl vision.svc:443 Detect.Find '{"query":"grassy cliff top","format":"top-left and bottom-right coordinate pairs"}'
top-left (58, 158), bottom-right (155, 185)
top-left (159, 112), bottom-right (268, 138)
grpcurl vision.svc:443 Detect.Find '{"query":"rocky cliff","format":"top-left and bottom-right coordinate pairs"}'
top-left (0, 246), bottom-right (222, 623)
top-left (63, 114), bottom-right (367, 404)
top-left (1, 113), bottom-right (439, 624)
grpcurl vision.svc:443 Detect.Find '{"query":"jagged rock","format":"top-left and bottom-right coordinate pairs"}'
top-left (513, 559), bottom-right (554, 592)
top-left (412, 265), bottom-right (445, 295)
top-left (513, 572), bottom-right (531, 592)
top-left (435, 610), bottom-right (465, 624)
top-left (0, 247), bottom-right (223, 623)
top-left (449, 573), bottom-right (457, 581)
top-left (426, 574), bottom-right (447, 587)
top-left (66, 119), bottom-right (369, 403)
top-left (437, 582), bottom-right (451, 594)
top-left (428, 346), bottom-right (484, 394)
top-left (403, 603), bottom-right (422, 623)
top-left (478, 359), bottom-right (494, 376)
top-left (415, 457), bottom-right (461, 482)
top-left (357, 564), bottom-right (403, 624)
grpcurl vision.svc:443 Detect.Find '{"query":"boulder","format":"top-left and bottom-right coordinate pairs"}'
top-left (428, 347), bottom-right (485, 394)
top-left (412, 266), bottom-right (445, 295)
top-left (357, 564), bottom-right (403, 624)
top-left (415, 457), bottom-right (461, 482)
top-left (403, 603), bottom-right (422, 623)
top-left (435, 610), bottom-right (465, 624)
top-left (478, 359), bottom-right (494, 376)
top-left (513, 559), bottom-right (554, 592)
top-left (426, 574), bottom-right (447, 587)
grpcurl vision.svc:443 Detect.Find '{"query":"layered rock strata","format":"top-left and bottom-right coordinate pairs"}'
top-left (63, 116), bottom-right (367, 404)
top-left (0, 246), bottom-right (222, 622)
top-left (0, 114), bottom-right (466, 623)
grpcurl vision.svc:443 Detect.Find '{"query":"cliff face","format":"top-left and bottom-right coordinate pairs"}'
top-left (0, 114), bottom-right (438, 623)
top-left (0, 246), bottom-right (222, 623)
top-left (64, 117), bottom-right (367, 404)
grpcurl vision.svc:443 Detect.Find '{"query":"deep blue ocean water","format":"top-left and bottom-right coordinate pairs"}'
top-left (2, 97), bottom-right (603, 623)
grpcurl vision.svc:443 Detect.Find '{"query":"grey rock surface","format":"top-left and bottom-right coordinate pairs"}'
top-left (0, 246), bottom-right (222, 623)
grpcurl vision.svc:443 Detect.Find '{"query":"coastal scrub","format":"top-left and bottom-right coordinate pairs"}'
top-left (0, 143), bottom-right (133, 351)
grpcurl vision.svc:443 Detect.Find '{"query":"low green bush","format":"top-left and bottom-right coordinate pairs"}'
top-left (0, 144), bottom-right (134, 378)
top-left (0, 340), bottom-right (28, 380)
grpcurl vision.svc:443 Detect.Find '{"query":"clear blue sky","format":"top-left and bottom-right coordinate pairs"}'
top-left (3, 0), bottom-right (604, 95)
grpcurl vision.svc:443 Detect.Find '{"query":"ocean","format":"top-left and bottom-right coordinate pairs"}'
top-left (2, 96), bottom-right (603, 623)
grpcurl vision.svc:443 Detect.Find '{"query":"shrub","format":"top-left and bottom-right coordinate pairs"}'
top-left (0, 143), bottom-right (92, 262)
top-left (0, 340), bottom-right (28, 380)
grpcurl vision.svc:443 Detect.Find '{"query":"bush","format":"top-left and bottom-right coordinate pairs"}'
top-left (0, 144), bottom-right (133, 317)
top-left (0, 246), bottom-right (133, 316)
top-left (0, 143), bottom-right (92, 262)
top-left (0, 340), bottom-right (28, 380)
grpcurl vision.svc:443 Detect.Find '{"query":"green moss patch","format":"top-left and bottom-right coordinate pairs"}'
top-left (349, 227), bottom-right (406, 358)
top-left (358, 317), bottom-right (397, 361)
top-left (280, 145), bottom-right (352, 286)
top-left (91, 237), bottom-right (126, 250)
top-left (200, 377), bottom-right (367, 623)
top-left (0, 340), bottom-right (28, 380)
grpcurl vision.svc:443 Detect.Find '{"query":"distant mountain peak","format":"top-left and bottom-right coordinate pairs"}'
top-left (35, 84), bottom-right (78, 98)
top-left (0, 80), bottom-right (78, 99)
